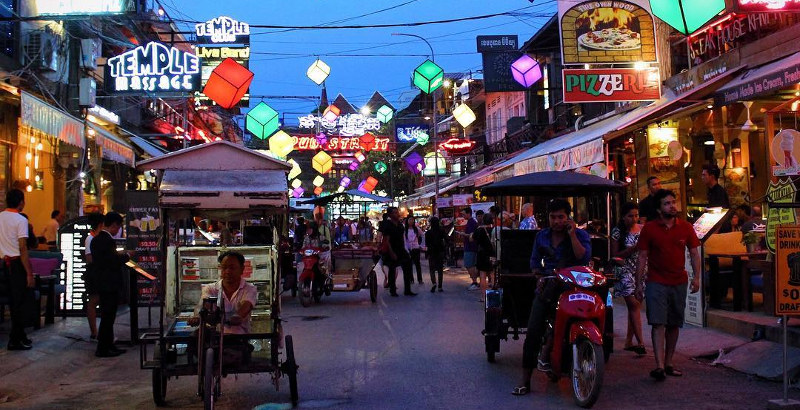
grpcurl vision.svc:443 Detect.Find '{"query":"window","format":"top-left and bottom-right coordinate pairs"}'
top-left (0, 0), bottom-right (15, 58)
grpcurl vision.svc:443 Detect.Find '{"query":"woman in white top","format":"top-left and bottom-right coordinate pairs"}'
top-left (404, 216), bottom-right (424, 284)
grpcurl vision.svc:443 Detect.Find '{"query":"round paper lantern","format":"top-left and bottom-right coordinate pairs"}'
top-left (413, 59), bottom-right (444, 94)
top-left (246, 102), bottom-right (279, 140)
top-left (453, 103), bottom-right (476, 127)
top-left (312, 151), bottom-right (333, 174)
top-left (307, 58), bottom-right (331, 85)
top-left (374, 161), bottom-right (387, 174)
top-left (313, 175), bottom-right (325, 187)
top-left (269, 130), bottom-right (294, 158)
top-left (510, 54), bottom-right (542, 88)
top-left (376, 105), bottom-right (393, 123)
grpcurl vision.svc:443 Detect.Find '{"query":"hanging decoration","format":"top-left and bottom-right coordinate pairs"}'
top-left (202, 58), bottom-right (254, 109)
top-left (291, 187), bottom-right (304, 198)
top-left (374, 161), bottom-right (388, 174)
top-left (312, 151), bottom-right (333, 174)
top-left (358, 176), bottom-right (378, 193)
top-left (323, 105), bottom-right (341, 123)
top-left (340, 176), bottom-right (351, 188)
top-left (313, 186), bottom-right (323, 196)
top-left (287, 158), bottom-right (301, 180)
top-left (291, 179), bottom-right (302, 189)
top-left (405, 152), bottom-right (424, 174)
top-left (423, 152), bottom-right (447, 176)
top-left (315, 132), bottom-right (328, 146)
top-left (313, 175), bottom-right (325, 187)
top-left (354, 151), bottom-right (366, 162)
top-left (510, 54), bottom-right (542, 88)
top-left (246, 101), bottom-right (279, 140)
top-left (649, 0), bottom-right (725, 35)
top-left (269, 130), bottom-right (294, 158)
top-left (376, 105), bottom-right (393, 123)
top-left (413, 59), bottom-right (444, 94)
top-left (306, 58), bottom-right (331, 85)
top-left (359, 133), bottom-right (376, 151)
top-left (349, 161), bottom-right (360, 171)
top-left (453, 103), bottom-right (476, 127)
top-left (416, 133), bottom-right (430, 145)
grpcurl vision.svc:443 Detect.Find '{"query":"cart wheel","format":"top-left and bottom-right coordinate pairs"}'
top-left (300, 283), bottom-right (312, 307)
top-left (152, 368), bottom-right (167, 406)
top-left (285, 335), bottom-right (299, 407)
top-left (369, 271), bottom-right (377, 303)
top-left (204, 347), bottom-right (216, 410)
top-left (485, 336), bottom-right (499, 363)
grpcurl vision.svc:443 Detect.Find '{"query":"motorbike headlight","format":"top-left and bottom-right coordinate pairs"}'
top-left (572, 271), bottom-right (595, 288)
top-left (304, 249), bottom-right (314, 256)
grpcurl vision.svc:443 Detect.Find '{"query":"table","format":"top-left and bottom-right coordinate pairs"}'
top-left (706, 251), bottom-right (768, 311)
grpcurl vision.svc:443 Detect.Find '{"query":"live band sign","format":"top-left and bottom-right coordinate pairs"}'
top-left (562, 67), bottom-right (661, 103)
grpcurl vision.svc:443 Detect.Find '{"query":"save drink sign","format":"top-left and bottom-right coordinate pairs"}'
top-left (562, 67), bottom-right (661, 103)
top-left (775, 226), bottom-right (800, 315)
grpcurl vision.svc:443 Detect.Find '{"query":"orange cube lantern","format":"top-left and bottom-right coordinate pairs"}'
top-left (202, 58), bottom-right (254, 109)
top-left (314, 186), bottom-right (323, 196)
top-left (359, 176), bottom-right (378, 193)
top-left (359, 133), bottom-right (376, 151)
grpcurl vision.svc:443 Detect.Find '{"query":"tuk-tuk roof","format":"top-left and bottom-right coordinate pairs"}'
top-left (481, 171), bottom-right (625, 197)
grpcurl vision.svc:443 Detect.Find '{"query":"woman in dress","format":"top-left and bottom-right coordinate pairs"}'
top-left (611, 202), bottom-right (646, 355)
top-left (472, 214), bottom-right (495, 302)
top-left (404, 216), bottom-right (424, 284)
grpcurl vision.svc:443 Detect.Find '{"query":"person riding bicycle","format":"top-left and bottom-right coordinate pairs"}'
top-left (512, 199), bottom-right (592, 396)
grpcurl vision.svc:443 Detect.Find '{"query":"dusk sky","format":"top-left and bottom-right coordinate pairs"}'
top-left (165, 0), bottom-right (557, 124)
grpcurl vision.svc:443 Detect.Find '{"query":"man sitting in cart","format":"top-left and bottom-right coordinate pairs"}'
top-left (188, 251), bottom-right (257, 334)
top-left (513, 199), bottom-right (591, 396)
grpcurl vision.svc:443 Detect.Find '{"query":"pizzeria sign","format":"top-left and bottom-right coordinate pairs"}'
top-left (562, 67), bottom-right (661, 103)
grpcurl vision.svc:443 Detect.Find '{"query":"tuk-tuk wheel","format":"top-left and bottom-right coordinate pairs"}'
top-left (285, 335), bottom-right (299, 407)
top-left (203, 347), bottom-right (216, 410)
top-left (152, 367), bottom-right (167, 406)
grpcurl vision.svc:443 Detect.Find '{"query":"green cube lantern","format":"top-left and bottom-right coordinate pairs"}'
top-left (649, 0), bottom-right (726, 35)
top-left (246, 102), bottom-right (279, 140)
top-left (376, 105), bottom-right (393, 123)
top-left (416, 132), bottom-right (429, 145)
top-left (374, 161), bottom-right (387, 174)
top-left (413, 59), bottom-right (444, 94)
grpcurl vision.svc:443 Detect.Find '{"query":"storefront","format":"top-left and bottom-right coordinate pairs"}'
top-left (86, 123), bottom-right (136, 214)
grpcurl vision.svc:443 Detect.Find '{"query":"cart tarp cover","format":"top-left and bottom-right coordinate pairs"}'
top-left (298, 189), bottom-right (391, 206)
top-left (160, 169), bottom-right (287, 209)
top-left (481, 171), bottom-right (624, 197)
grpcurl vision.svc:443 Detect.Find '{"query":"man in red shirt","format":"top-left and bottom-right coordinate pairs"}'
top-left (635, 189), bottom-right (701, 381)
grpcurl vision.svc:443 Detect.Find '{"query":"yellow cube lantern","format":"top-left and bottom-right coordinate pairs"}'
top-left (453, 103), bottom-right (476, 127)
top-left (313, 175), bottom-right (325, 187)
top-left (312, 151), bottom-right (333, 174)
top-left (269, 130), bottom-right (295, 158)
top-left (291, 179), bottom-right (302, 189)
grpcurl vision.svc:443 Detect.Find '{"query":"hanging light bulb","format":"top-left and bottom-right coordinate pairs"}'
top-left (34, 153), bottom-right (39, 169)
top-left (36, 142), bottom-right (42, 151)
top-left (25, 165), bottom-right (30, 179)
top-left (25, 152), bottom-right (31, 161)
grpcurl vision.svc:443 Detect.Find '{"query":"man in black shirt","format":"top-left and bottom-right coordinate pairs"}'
top-left (702, 164), bottom-right (730, 208)
top-left (379, 207), bottom-right (416, 297)
top-left (638, 176), bottom-right (662, 223)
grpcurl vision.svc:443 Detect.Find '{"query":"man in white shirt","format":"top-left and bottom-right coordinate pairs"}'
top-left (40, 210), bottom-right (63, 247)
top-left (0, 189), bottom-right (35, 350)
top-left (191, 251), bottom-right (257, 334)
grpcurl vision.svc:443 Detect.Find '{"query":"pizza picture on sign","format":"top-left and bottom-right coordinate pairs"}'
top-left (578, 27), bottom-right (641, 51)
top-left (575, 7), bottom-right (642, 52)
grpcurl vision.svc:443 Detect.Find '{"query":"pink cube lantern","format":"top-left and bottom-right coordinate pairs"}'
top-left (202, 58), bottom-right (254, 109)
top-left (510, 54), bottom-right (542, 88)
top-left (405, 152), bottom-right (424, 174)
top-left (340, 176), bottom-right (351, 188)
top-left (323, 105), bottom-right (340, 122)
top-left (291, 187), bottom-right (304, 198)
top-left (315, 132), bottom-right (328, 146)
top-left (349, 161), bottom-right (359, 171)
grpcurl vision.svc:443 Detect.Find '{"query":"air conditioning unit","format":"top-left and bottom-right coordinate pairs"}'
top-left (24, 30), bottom-right (60, 72)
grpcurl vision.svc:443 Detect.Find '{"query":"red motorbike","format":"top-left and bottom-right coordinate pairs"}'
top-left (298, 247), bottom-right (331, 307)
top-left (542, 265), bottom-right (612, 408)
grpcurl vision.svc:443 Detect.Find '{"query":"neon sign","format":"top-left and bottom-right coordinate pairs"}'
top-left (737, 0), bottom-right (800, 11)
top-left (35, 0), bottom-right (126, 15)
top-left (105, 42), bottom-right (200, 94)
top-left (298, 113), bottom-right (381, 137)
top-left (396, 125), bottom-right (430, 142)
top-left (196, 16), bottom-right (250, 43)
top-left (439, 138), bottom-right (476, 154)
top-left (294, 136), bottom-right (390, 151)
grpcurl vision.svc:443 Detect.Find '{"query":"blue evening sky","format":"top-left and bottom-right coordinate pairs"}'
top-left (164, 0), bottom-right (557, 124)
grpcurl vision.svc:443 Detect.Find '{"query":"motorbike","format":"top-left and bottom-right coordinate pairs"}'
top-left (298, 247), bottom-right (332, 307)
top-left (540, 265), bottom-right (612, 408)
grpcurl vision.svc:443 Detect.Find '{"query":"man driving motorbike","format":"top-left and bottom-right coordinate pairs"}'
top-left (512, 199), bottom-right (591, 396)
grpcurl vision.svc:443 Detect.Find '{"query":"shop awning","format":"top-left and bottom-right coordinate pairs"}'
top-left (713, 51), bottom-right (800, 106)
top-left (88, 123), bottom-right (135, 167)
top-left (20, 91), bottom-right (84, 149)
top-left (128, 136), bottom-right (168, 158)
top-left (159, 169), bottom-right (288, 209)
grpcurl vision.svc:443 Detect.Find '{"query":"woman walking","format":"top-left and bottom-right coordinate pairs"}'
top-left (424, 217), bottom-right (446, 293)
top-left (611, 202), bottom-right (646, 355)
top-left (473, 214), bottom-right (495, 302)
top-left (405, 215), bottom-right (424, 284)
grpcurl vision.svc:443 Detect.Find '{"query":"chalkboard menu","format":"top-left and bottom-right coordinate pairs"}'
top-left (125, 190), bottom-right (163, 306)
top-left (58, 216), bottom-right (92, 312)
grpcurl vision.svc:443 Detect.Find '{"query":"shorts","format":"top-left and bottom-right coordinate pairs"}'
top-left (463, 251), bottom-right (477, 269)
top-left (645, 281), bottom-right (687, 327)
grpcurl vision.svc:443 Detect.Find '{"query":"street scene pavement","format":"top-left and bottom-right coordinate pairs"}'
top-left (1, 267), bottom-right (796, 410)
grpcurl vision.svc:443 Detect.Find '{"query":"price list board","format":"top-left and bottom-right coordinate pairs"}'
top-left (58, 216), bottom-right (91, 313)
top-left (126, 190), bottom-right (163, 306)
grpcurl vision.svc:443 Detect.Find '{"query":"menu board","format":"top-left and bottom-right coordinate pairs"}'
top-left (126, 190), bottom-right (163, 306)
top-left (58, 216), bottom-right (92, 312)
top-left (692, 209), bottom-right (730, 241)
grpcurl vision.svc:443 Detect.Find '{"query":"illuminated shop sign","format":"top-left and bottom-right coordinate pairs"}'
top-left (439, 138), bottom-right (476, 154)
top-left (396, 125), bottom-right (430, 142)
top-left (737, 0), bottom-right (800, 12)
top-left (35, 0), bottom-right (127, 15)
top-left (87, 105), bottom-right (119, 125)
top-left (105, 42), bottom-right (201, 94)
top-left (562, 67), bottom-right (661, 103)
top-left (196, 16), bottom-right (250, 44)
top-left (299, 113), bottom-right (382, 137)
top-left (294, 135), bottom-right (391, 151)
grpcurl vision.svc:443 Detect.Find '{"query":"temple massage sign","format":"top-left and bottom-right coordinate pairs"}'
top-left (559, 0), bottom-right (657, 65)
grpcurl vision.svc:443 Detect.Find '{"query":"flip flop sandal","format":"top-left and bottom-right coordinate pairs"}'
top-left (511, 386), bottom-right (530, 396)
top-left (633, 345), bottom-right (647, 355)
top-left (665, 366), bottom-right (683, 377)
top-left (650, 368), bottom-right (666, 381)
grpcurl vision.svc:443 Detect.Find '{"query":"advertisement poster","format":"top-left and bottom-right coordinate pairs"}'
top-left (647, 127), bottom-right (678, 158)
top-left (771, 129), bottom-right (800, 176)
top-left (125, 190), bottom-right (163, 306)
top-left (58, 216), bottom-right (93, 313)
top-left (766, 179), bottom-right (797, 253)
top-left (562, 68), bottom-right (661, 103)
top-left (648, 157), bottom-right (679, 184)
top-left (558, 0), bottom-right (657, 65)
top-left (723, 167), bottom-right (750, 207)
top-left (774, 225), bottom-right (800, 315)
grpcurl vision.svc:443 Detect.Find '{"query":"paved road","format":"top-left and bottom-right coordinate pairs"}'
top-left (0, 269), bottom-right (797, 409)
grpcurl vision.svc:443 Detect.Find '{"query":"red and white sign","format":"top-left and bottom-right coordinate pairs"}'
top-left (736, 0), bottom-right (800, 12)
top-left (293, 135), bottom-right (390, 151)
top-left (439, 138), bottom-right (476, 154)
top-left (562, 68), bottom-right (661, 103)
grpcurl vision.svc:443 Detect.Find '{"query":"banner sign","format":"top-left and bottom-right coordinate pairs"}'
top-left (34, 0), bottom-right (128, 15)
top-left (767, 179), bottom-right (798, 253)
top-left (514, 138), bottom-right (604, 176)
top-left (125, 190), bottom-right (163, 306)
top-left (396, 124), bottom-right (430, 142)
top-left (665, 50), bottom-right (739, 95)
top-left (452, 194), bottom-right (473, 207)
top-left (715, 61), bottom-right (800, 106)
top-left (293, 135), bottom-right (390, 151)
top-left (688, 13), bottom-right (800, 65)
top-left (194, 16), bottom-right (250, 107)
top-left (775, 225), bottom-right (800, 315)
top-left (476, 35), bottom-right (519, 52)
top-left (299, 113), bottom-right (381, 136)
top-left (736, 0), bottom-right (800, 12)
top-left (21, 91), bottom-right (84, 148)
top-left (562, 67), bottom-right (661, 103)
top-left (105, 42), bottom-right (201, 94)
top-left (558, 0), bottom-right (657, 65)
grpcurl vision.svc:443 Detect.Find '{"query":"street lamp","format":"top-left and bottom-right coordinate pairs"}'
top-left (393, 32), bottom-right (441, 215)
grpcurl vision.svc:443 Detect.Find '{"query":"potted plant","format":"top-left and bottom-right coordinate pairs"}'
top-left (741, 231), bottom-right (760, 253)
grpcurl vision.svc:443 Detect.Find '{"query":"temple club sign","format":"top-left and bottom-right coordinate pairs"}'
top-left (105, 42), bottom-right (201, 94)
top-left (294, 135), bottom-right (390, 151)
top-left (439, 138), bottom-right (476, 154)
top-left (195, 16), bottom-right (250, 43)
